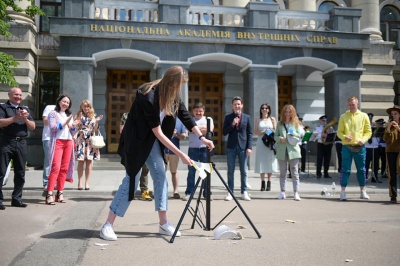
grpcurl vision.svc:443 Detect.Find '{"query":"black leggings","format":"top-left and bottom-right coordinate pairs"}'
top-left (386, 152), bottom-right (399, 198)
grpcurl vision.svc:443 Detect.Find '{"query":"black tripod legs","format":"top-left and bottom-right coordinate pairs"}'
top-left (212, 166), bottom-right (262, 239)
top-left (169, 177), bottom-right (202, 243)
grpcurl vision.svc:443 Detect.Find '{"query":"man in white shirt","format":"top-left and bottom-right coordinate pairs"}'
top-left (183, 103), bottom-right (214, 201)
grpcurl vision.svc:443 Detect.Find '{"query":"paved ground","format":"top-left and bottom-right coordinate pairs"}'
top-left (1, 168), bottom-right (399, 266)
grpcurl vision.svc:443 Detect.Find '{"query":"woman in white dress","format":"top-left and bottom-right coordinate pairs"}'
top-left (254, 103), bottom-right (277, 191)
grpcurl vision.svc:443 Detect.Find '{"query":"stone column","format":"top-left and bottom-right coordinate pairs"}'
top-left (351, 0), bottom-right (382, 41)
top-left (242, 66), bottom-right (279, 123)
top-left (288, 0), bottom-right (316, 11)
top-left (323, 70), bottom-right (363, 119)
top-left (58, 57), bottom-right (95, 114)
top-left (7, 0), bottom-right (33, 24)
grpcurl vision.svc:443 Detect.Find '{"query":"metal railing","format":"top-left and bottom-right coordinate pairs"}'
top-left (90, 1), bottom-right (332, 31)
top-left (186, 5), bottom-right (246, 27)
top-left (92, 0), bottom-right (158, 22)
top-left (277, 10), bottom-right (329, 30)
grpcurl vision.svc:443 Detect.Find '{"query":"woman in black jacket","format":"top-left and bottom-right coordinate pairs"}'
top-left (100, 66), bottom-right (214, 241)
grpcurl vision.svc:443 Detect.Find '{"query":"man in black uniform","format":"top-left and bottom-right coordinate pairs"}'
top-left (0, 87), bottom-right (36, 210)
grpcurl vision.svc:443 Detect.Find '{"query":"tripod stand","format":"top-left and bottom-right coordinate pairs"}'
top-left (302, 131), bottom-right (317, 178)
top-left (366, 128), bottom-right (383, 183)
top-left (169, 163), bottom-right (262, 243)
top-left (169, 118), bottom-right (261, 243)
top-left (305, 142), bottom-right (316, 178)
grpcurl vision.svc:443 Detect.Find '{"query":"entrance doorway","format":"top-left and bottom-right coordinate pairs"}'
top-left (188, 73), bottom-right (223, 154)
top-left (278, 76), bottom-right (293, 118)
top-left (105, 70), bottom-right (223, 154)
top-left (106, 70), bottom-right (150, 153)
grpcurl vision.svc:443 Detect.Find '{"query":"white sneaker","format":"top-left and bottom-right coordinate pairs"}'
top-left (159, 221), bottom-right (181, 237)
top-left (340, 190), bottom-right (347, 201)
top-left (224, 193), bottom-right (233, 201)
top-left (100, 221), bottom-right (117, 241)
top-left (277, 192), bottom-right (286, 199)
top-left (360, 190), bottom-right (370, 200)
top-left (182, 194), bottom-right (190, 201)
top-left (294, 192), bottom-right (301, 201)
top-left (246, 181), bottom-right (252, 189)
top-left (241, 191), bottom-right (251, 201)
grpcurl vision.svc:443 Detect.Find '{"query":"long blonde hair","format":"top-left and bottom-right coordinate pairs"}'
top-left (279, 104), bottom-right (301, 126)
top-left (78, 99), bottom-right (95, 120)
top-left (139, 66), bottom-right (188, 116)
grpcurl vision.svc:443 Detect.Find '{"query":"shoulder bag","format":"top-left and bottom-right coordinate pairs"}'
top-left (91, 130), bottom-right (106, 149)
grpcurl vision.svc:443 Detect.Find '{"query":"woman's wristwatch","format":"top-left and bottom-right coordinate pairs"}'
top-left (199, 134), bottom-right (206, 140)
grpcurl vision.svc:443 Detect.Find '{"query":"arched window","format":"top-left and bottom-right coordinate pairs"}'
top-left (318, 1), bottom-right (338, 12)
top-left (380, 5), bottom-right (400, 49)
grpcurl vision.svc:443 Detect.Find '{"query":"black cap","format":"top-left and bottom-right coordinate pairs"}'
top-left (375, 118), bottom-right (385, 124)
top-left (319, 115), bottom-right (327, 120)
top-left (368, 113), bottom-right (374, 118)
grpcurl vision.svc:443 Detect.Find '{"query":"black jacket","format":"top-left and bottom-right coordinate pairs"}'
top-left (118, 86), bottom-right (196, 201)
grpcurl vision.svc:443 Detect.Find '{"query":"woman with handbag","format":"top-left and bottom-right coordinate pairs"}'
top-left (46, 94), bottom-right (79, 205)
top-left (274, 104), bottom-right (304, 201)
top-left (74, 99), bottom-right (103, 190)
top-left (254, 103), bottom-right (277, 191)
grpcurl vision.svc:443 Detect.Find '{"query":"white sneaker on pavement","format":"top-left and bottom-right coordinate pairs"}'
top-left (241, 191), bottom-right (251, 201)
top-left (224, 193), bottom-right (233, 201)
top-left (182, 194), bottom-right (190, 201)
top-left (246, 181), bottom-right (252, 189)
top-left (100, 221), bottom-right (117, 241)
top-left (340, 190), bottom-right (347, 201)
top-left (294, 192), bottom-right (301, 201)
top-left (159, 221), bottom-right (181, 237)
top-left (277, 192), bottom-right (286, 199)
top-left (360, 190), bottom-right (370, 200)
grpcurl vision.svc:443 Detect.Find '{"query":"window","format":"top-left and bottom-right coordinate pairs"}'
top-left (40, 0), bottom-right (62, 32)
top-left (318, 1), bottom-right (338, 12)
top-left (380, 5), bottom-right (400, 49)
top-left (38, 70), bottom-right (60, 117)
top-left (191, 0), bottom-right (214, 4)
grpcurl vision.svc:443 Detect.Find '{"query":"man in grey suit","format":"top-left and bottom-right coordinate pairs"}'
top-left (223, 96), bottom-right (253, 201)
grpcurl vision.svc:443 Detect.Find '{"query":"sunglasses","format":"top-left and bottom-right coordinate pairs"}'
top-left (261, 107), bottom-right (269, 110)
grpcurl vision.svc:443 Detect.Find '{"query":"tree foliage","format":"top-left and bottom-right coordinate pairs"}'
top-left (0, 0), bottom-right (44, 86)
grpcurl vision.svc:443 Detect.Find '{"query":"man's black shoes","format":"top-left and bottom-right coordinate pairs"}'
top-left (11, 201), bottom-right (27, 208)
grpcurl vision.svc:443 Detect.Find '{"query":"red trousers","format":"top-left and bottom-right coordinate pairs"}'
top-left (47, 139), bottom-right (73, 192)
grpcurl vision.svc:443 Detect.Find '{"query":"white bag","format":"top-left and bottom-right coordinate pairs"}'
top-left (91, 130), bottom-right (106, 149)
top-left (2, 162), bottom-right (11, 186)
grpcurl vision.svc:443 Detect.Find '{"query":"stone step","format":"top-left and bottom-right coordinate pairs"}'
top-left (93, 154), bottom-right (321, 171)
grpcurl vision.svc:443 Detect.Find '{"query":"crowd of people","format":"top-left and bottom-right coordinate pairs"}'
top-left (0, 67), bottom-right (399, 239)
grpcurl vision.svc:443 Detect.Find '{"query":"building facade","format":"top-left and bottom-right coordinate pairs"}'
top-left (1, 0), bottom-right (399, 166)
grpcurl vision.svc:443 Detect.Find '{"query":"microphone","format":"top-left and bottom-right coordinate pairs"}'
top-left (235, 110), bottom-right (240, 118)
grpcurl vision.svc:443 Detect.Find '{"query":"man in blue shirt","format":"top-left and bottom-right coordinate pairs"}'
top-left (183, 103), bottom-right (214, 201)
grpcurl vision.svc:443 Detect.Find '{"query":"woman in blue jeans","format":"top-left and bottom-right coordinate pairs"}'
top-left (100, 66), bottom-right (214, 241)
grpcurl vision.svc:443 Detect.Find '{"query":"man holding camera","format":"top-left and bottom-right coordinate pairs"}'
top-left (0, 87), bottom-right (36, 210)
